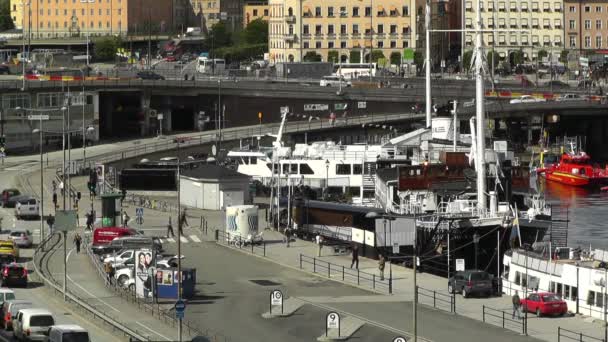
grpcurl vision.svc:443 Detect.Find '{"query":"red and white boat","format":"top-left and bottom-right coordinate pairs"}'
top-left (537, 151), bottom-right (608, 187)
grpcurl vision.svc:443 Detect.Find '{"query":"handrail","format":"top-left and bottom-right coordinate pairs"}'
top-left (558, 327), bottom-right (605, 342)
top-left (33, 233), bottom-right (150, 341)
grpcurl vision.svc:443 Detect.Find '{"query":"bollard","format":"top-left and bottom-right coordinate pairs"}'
top-left (313, 258), bottom-right (316, 273)
top-left (433, 290), bottom-right (436, 308)
top-left (502, 311), bottom-right (505, 328)
top-left (200, 217), bottom-right (203, 229)
top-left (263, 242), bottom-right (266, 256)
top-left (214, 229), bottom-right (219, 241)
top-left (389, 276), bottom-right (392, 294)
top-left (251, 242), bottom-right (254, 253)
top-left (558, 327), bottom-right (560, 342)
top-left (579, 332), bottom-right (582, 342)
top-left (357, 269), bottom-right (360, 285)
top-left (342, 266), bottom-right (345, 281)
top-left (373, 274), bottom-right (375, 289)
top-left (299, 254), bottom-right (302, 268)
top-left (327, 262), bottom-right (330, 278)
top-left (482, 305), bottom-right (485, 322)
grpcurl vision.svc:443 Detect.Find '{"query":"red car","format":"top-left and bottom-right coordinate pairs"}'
top-left (163, 56), bottom-right (176, 62)
top-left (521, 292), bottom-right (568, 317)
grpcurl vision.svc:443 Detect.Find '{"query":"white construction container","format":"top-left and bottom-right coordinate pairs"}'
top-left (225, 205), bottom-right (259, 239)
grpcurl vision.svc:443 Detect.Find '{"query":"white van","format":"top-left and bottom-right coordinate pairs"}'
top-left (46, 324), bottom-right (90, 342)
top-left (15, 198), bottom-right (39, 219)
top-left (319, 75), bottom-right (351, 87)
top-left (13, 308), bottom-right (55, 341)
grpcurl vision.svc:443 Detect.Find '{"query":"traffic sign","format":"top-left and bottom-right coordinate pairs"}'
top-left (175, 299), bottom-right (186, 319)
top-left (580, 57), bottom-right (589, 67)
top-left (456, 258), bottom-right (465, 271)
top-left (269, 289), bottom-right (283, 315)
top-left (393, 337), bottom-right (408, 342)
top-left (27, 114), bottom-right (49, 121)
top-left (136, 207), bottom-right (144, 217)
top-left (280, 106), bottom-right (289, 115)
top-left (326, 312), bottom-right (340, 337)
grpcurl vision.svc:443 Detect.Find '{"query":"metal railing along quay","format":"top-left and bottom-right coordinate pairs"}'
top-left (33, 233), bottom-right (151, 341)
top-left (558, 327), bottom-right (606, 342)
top-left (298, 254), bottom-right (392, 294)
top-left (416, 285), bottom-right (456, 313)
top-left (482, 304), bottom-right (526, 335)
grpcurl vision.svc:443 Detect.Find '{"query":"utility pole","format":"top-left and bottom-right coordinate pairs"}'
top-left (474, 0), bottom-right (486, 211)
top-left (413, 215), bottom-right (418, 342)
top-left (148, 10), bottom-right (152, 70)
top-left (177, 141), bottom-right (182, 342)
top-left (425, 0), bottom-right (431, 128)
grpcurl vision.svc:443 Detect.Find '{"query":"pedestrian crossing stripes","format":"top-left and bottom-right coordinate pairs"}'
top-left (189, 235), bottom-right (201, 243)
top-left (179, 236), bottom-right (189, 243)
top-left (166, 238), bottom-right (176, 243)
top-left (157, 236), bottom-right (205, 244)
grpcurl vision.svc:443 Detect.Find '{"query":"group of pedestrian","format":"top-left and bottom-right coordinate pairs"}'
top-left (166, 209), bottom-right (189, 238)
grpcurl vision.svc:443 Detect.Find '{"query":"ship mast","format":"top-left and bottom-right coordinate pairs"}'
top-left (474, 0), bottom-right (486, 211)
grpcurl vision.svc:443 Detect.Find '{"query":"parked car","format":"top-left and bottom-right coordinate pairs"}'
top-left (319, 75), bottom-right (351, 88)
top-left (136, 71), bottom-right (165, 80)
top-left (163, 55), bottom-right (177, 62)
top-left (96, 236), bottom-right (162, 256)
top-left (46, 324), bottom-right (90, 342)
top-left (521, 292), bottom-right (568, 317)
top-left (0, 254), bottom-right (16, 267)
top-left (156, 255), bottom-right (184, 269)
top-left (0, 289), bottom-right (15, 307)
top-left (556, 94), bottom-right (585, 102)
top-left (509, 95), bottom-right (547, 104)
top-left (447, 270), bottom-right (493, 297)
top-left (1, 189), bottom-right (21, 207)
top-left (0, 65), bottom-right (9, 75)
top-left (114, 264), bottom-right (135, 289)
top-left (578, 79), bottom-right (593, 89)
top-left (2, 300), bottom-right (32, 330)
top-left (9, 231), bottom-right (33, 248)
top-left (13, 308), bottom-right (55, 341)
top-left (0, 240), bottom-right (18, 258)
top-left (91, 227), bottom-right (138, 253)
top-left (544, 80), bottom-right (570, 89)
top-left (1, 263), bottom-right (27, 287)
top-left (102, 249), bottom-right (134, 267)
top-left (15, 198), bottom-right (40, 219)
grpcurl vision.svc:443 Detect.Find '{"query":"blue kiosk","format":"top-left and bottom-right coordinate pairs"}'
top-left (155, 267), bottom-right (196, 300)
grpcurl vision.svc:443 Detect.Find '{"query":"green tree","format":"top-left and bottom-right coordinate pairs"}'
top-left (94, 36), bottom-right (121, 61)
top-left (239, 19), bottom-right (268, 45)
top-left (390, 52), bottom-right (401, 66)
top-left (462, 50), bottom-right (473, 73)
top-left (327, 50), bottom-right (339, 63)
top-left (209, 22), bottom-right (232, 49)
top-left (511, 49), bottom-right (524, 66)
top-left (487, 50), bottom-right (500, 70)
top-left (370, 50), bottom-right (385, 63)
top-left (303, 51), bottom-right (321, 62)
top-left (0, 0), bottom-right (14, 31)
top-left (413, 51), bottom-right (423, 74)
top-left (537, 49), bottom-right (548, 61)
top-left (349, 51), bottom-right (361, 63)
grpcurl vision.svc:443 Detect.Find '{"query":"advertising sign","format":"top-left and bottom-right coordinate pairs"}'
top-left (455, 258), bottom-right (465, 271)
top-left (134, 249), bottom-right (155, 299)
top-left (156, 269), bottom-right (174, 285)
top-left (304, 104), bottom-right (329, 111)
top-left (403, 48), bottom-right (415, 63)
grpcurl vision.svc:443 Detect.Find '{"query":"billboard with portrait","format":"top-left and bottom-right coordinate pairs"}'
top-left (134, 249), bottom-right (155, 299)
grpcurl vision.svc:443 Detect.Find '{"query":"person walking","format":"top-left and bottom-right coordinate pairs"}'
top-left (512, 290), bottom-right (522, 319)
top-left (284, 227), bottom-right (291, 247)
top-left (122, 211), bottom-right (130, 227)
top-left (316, 234), bottom-right (323, 257)
top-left (73, 233), bottom-right (82, 254)
top-left (351, 245), bottom-right (359, 269)
top-left (166, 217), bottom-right (175, 238)
top-left (378, 254), bottom-right (386, 280)
top-left (179, 209), bottom-right (189, 235)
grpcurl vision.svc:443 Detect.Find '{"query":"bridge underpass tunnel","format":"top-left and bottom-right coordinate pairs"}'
top-left (99, 91), bottom-right (143, 138)
top-left (170, 103), bottom-right (196, 132)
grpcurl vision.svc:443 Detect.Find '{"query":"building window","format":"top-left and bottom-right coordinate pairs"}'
top-left (377, 24), bottom-right (383, 33)
top-left (569, 5), bottom-right (575, 12)
top-left (352, 24), bottom-right (359, 34)
top-left (315, 25), bottom-right (321, 35)
top-left (585, 5), bottom-right (590, 12)
top-left (315, 6), bottom-right (321, 17)
top-left (328, 41), bottom-right (334, 48)
top-left (328, 6), bottom-right (334, 17)
top-left (390, 40), bottom-right (396, 48)
top-left (554, 19), bottom-right (561, 28)
top-left (597, 20), bottom-right (602, 29)
top-left (569, 36), bottom-right (576, 47)
top-left (402, 5), bottom-right (409, 15)
top-left (264, 9), bottom-right (268, 16)
top-left (402, 41), bottom-right (409, 48)
top-left (340, 7), bottom-right (346, 16)
top-left (328, 24), bottom-right (334, 35)
top-left (597, 6), bottom-right (602, 12)
top-left (585, 36), bottom-right (591, 47)
top-left (365, 6), bottom-right (371, 17)
top-left (390, 24), bottom-right (397, 34)
top-left (597, 35), bottom-right (602, 48)
top-left (336, 164), bottom-right (351, 175)
top-left (303, 42), bottom-right (309, 49)
top-left (403, 26), bottom-right (410, 34)
top-left (353, 7), bottom-right (359, 16)
top-left (340, 24), bottom-right (346, 34)
top-left (585, 20), bottom-right (591, 29)
top-left (303, 25), bottom-right (309, 34)
top-left (569, 20), bottom-right (575, 29)
top-left (253, 9), bottom-right (258, 16)
top-left (543, 19), bottom-right (550, 28)
top-left (315, 41), bottom-right (321, 48)
top-left (340, 41), bottom-right (347, 48)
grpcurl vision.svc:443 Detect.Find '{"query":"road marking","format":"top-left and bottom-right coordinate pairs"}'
top-left (167, 238), bottom-right (175, 243)
top-left (135, 321), bottom-right (172, 341)
top-left (179, 236), bottom-right (188, 243)
top-left (65, 248), bottom-right (120, 313)
top-left (157, 238), bottom-right (164, 244)
top-left (189, 235), bottom-right (201, 243)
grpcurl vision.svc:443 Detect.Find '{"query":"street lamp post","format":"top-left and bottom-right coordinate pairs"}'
top-left (473, 232), bottom-right (480, 269)
top-left (176, 141), bottom-right (183, 342)
top-left (325, 159), bottom-right (330, 199)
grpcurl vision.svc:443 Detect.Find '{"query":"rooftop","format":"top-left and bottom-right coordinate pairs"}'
top-left (180, 165), bottom-right (250, 181)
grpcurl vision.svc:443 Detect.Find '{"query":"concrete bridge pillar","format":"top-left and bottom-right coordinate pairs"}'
top-left (527, 116), bottom-right (534, 145)
top-left (164, 108), bottom-right (172, 133)
top-left (141, 92), bottom-right (152, 137)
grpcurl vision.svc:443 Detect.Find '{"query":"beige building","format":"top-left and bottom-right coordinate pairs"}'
top-left (187, 0), bottom-right (221, 34)
top-left (564, 0), bottom-right (608, 50)
top-left (268, 0), bottom-right (416, 63)
top-left (464, 0), bottom-right (564, 62)
top-left (10, 0), bottom-right (180, 38)
top-left (244, 1), bottom-right (269, 26)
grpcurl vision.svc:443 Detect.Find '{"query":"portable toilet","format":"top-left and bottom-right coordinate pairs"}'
top-left (225, 205), bottom-right (259, 239)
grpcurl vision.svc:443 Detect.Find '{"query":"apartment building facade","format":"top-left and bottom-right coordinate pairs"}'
top-left (10, 0), bottom-right (179, 38)
top-left (464, 0), bottom-right (564, 61)
top-left (187, 0), bottom-right (221, 34)
top-left (268, 0), bottom-right (417, 63)
top-left (564, 0), bottom-right (608, 50)
top-left (244, 1), bottom-right (269, 26)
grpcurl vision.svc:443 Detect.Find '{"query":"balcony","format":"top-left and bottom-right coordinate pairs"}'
top-left (376, 32), bottom-right (385, 38)
top-left (389, 32), bottom-right (398, 37)
top-left (284, 34), bottom-right (297, 41)
top-left (285, 15), bottom-right (296, 23)
top-left (352, 32), bottom-right (361, 37)
top-left (302, 33), bottom-right (311, 39)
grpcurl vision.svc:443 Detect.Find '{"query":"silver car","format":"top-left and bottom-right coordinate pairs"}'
top-left (9, 231), bottom-right (33, 248)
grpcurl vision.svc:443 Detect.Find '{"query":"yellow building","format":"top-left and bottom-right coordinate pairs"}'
top-left (268, 0), bottom-right (417, 63)
top-left (10, 0), bottom-right (178, 38)
top-left (464, 0), bottom-right (564, 62)
top-left (244, 1), bottom-right (269, 26)
top-left (188, 0), bottom-right (220, 34)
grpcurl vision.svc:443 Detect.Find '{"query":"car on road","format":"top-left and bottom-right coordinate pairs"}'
top-left (0, 289), bottom-right (15, 307)
top-left (0, 65), bottom-right (9, 75)
top-left (15, 198), bottom-right (40, 220)
top-left (136, 71), bottom-right (165, 80)
top-left (578, 79), bottom-right (593, 89)
top-left (0, 254), bottom-right (16, 267)
top-left (2, 300), bottom-right (32, 330)
top-left (13, 308), bottom-right (55, 341)
top-left (0, 240), bottom-right (18, 259)
top-left (1, 189), bottom-right (21, 207)
top-left (102, 249), bottom-right (134, 267)
top-left (9, 231), bottom-right (33, 248)
top-left (544, 80), bottom-right (570, 89)
top-left (1, 263), bottom-right (27, 287)
top-left (509, 95), bottom-right (547, 104)
top-left (91, 227), bottom-right (139, 253)
top-left (319, 75), bottom-right (351, 88)
top-left (163, 55), bottom-right (177, 62)
top-left (156, 255), bottom-right (184, 269)
top-left (46, 324), bottom-right (90, 342)
top-left (448, 270), bottom-right (493, 298)
top-left (521, 292), bottom-right (568, 317)
top-left (556, 93), bottom-right (585, 102)
top-left (96, 236), bottom-right (162, 256)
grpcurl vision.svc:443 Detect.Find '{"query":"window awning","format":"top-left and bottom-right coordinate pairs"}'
top-left (555, 35), bottom-right (561, 42)
top-left (466, 2), bottom-right (472, 9)
top-left (522, 36), bottom-right (529, 42)
top-left (390, 6), bottom-right (397, 11)
top-left (532, 36), bottom-right (539, 42)
top-left (465, 35), bottom-right (472, 42)
top-left (555, 19), bottom-right (561, 25)
top-left (510, 38), bottom-right (518, 44)
top-left (532, 2), bottom-right (539, 9)
top-left (543, 36), bottom-right (550, 42)
top-left (498, 2), bottom-right (506, 9)
top-left (543, 2), bottom-right (550, 9)
top-left (510, 2), bottom-right (517, 9)
top-left (377, 5), bottom-right (384, 11)
top-left (554, 2), bottom-right (562, 9)
top-left (499, 35), bottom-right (506, 42)
top-left (521, 3), bottom-right (528, 9)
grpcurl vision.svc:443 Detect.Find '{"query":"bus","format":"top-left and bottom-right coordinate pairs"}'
top-left (197, 57), bottom-right (226, 74)
top-left (333, 63), bottom-right (378, 79)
